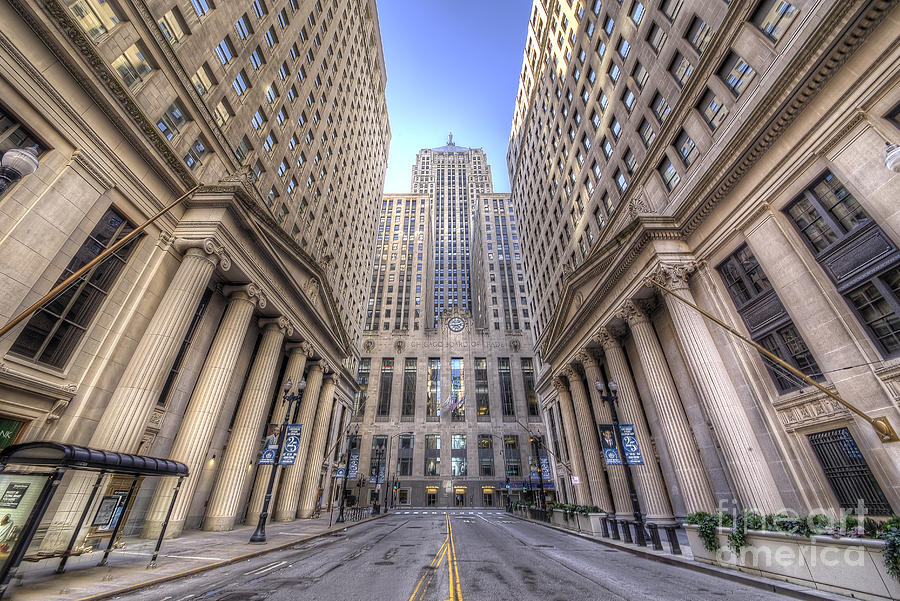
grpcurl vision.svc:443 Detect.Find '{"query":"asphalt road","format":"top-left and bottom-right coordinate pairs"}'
top-left (116, 510), bottom-right (803, 601)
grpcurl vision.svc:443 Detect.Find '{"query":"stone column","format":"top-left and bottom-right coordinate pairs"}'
top-left (298, 373), bottom-right (338, 518)
top-left (245, 342), bottom-right (311, 525)
top-left (576, 352), bottom-right (630, 517)
top-left (597, 328), bottom-right (675, 523)
top-left (654, 263), bottom-right (783, 513)
top-left (274, 361), bottom-right (325, 521)
top-left (203, 317), bottom-right (292, 531)
top-left (564, 365), bottom-right (613, 511)
top-left (91, 238), bottom-right (229, 453)
top-left (144, 284), bottom-right (264, 538)
top-left (621, 300), bottom-right (717, 513)
top-left (320, 402), bottom-right (347, 511)
top-left (552, 377), bottom-right (589, 506)
top-left (42, 238), bottom-right (230, 550)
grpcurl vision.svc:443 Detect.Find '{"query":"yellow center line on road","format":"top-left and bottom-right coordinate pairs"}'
top-left (446, 514), bottom-right (464, 601)
top-left (408, 527), bottom-right (449, 601)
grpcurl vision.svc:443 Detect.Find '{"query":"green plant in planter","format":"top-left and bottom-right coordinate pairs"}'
top-left (879, 516), bottom-right (900, 580)
top-left (728, 511), bottom-right (763, 552)
top-left (686, 512), bottom-right (721, 552)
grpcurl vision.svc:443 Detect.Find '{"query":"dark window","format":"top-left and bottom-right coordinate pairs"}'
top-left (659, 157), bottom-right (680, 191)
top-left (718, 245), bottom-right (821, 392)
top-left (0, 104), bottom-right (47, 158)
top-left (698, 88), bottom-right (729, 131)
top-left (808, 428), bottom-right (892, 515)
top-left (11, 207), bottom-right (140, 368)
top-left (353, 358), bottom-right (370, 420)
top-left (499, 357), bottom-right (515, 418)
top-left (846, 268), bottom-right (900, 355)
top-left (475, 357), bottom-right (490, 419)
top-left (156, 288), bottom-right (212, 406)
top-left (686, 16), bottom-right (713, 54)
top-left (376, 358), bottom-right (393, 418)
top-left (669, 52), bottom-right (693, 86)
top-left (522, 358), bottom-right (539, 418)
top-left (401, 358), bottom-right (416, 419)
top-left (719, 52), bottom-right (755, 97)
top-left (752, 0), bottom-right (798, 42)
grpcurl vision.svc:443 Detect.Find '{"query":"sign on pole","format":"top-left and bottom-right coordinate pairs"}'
top-left (347, 452), bottom-right (359, 479)
top-left (618, 424), bottom-right (644, 465)
top-left (598, 424), bottom-right (622, 465)
top-left (258, 443), bottom-right (279, 465)
top-left (279, 424), bottom-right (302, 465)
top-left (570, 475), bottom-right (580, 485)
top-left (539, 456), bottom-right (552, 481)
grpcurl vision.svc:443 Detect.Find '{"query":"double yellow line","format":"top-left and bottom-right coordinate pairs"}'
top-left (407, 514), bottom-right (463, 601)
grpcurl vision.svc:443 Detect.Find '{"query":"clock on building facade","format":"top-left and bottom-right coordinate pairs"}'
top-left (448, 317), bottom-right (465, 332)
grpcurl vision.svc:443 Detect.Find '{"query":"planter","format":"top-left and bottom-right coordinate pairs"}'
top-left (549, 508), bottom-right (566, 527)
top-left (683, 525), bottom-right (900, 601)
top-left (587, 512), bottom-right (608, 536)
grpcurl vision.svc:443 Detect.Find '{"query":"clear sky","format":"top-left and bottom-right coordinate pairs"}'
top-left (377, 1), bottom-right (533, 194)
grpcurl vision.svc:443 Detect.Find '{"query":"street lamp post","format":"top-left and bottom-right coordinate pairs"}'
top-left (0, 146), bottom-right (39, 195)
top-left (336, 424), bottom-right (360, 523)
top-left (371, 447), bottom-right (384, 515)
top-left (531, 434), bottom-right (547, 511)
top-left (383, 431), bottom-right (412, 514)
top-left (249, 377), bottom-right (307, 544)
top-left (594, 379), bottom-right (646, 546)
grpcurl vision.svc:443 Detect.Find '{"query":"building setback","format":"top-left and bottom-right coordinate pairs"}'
top-left (508, 0), bottom-right (900, 519)
top-left (352, 141), bottom-right (553, 509)
top-left (0, 0), bottom-right (389, 546)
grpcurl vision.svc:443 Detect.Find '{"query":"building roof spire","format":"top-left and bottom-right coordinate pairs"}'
top-left (447, 132), bottom-right (454, 146)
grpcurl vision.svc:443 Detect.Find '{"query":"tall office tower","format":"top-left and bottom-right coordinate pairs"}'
top-left (353, 143), bottom-right (550, 509)
top-left (410, 137), bottom-right (493, 325)
top-left (0, 0), bottom-right (388, 545)
top-left (509, 0), bottom-right (900, 518)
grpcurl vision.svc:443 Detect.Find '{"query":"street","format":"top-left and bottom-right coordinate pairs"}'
top-left (114, 511), bottom-right (803, 601)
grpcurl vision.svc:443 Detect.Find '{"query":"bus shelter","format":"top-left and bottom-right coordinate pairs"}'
top-left (0, 442), bottom-right (187, 598)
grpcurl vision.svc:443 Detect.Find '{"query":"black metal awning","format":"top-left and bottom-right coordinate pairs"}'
top-left (0, 442), bottom-right (188, 477)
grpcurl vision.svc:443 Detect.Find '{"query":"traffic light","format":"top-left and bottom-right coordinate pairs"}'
top-left (505, 477), bottom-right (510, 490)
top-left (522, 482), bottom-right (527, 493)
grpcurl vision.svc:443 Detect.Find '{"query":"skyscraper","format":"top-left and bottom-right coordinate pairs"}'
top-left (353, 141), bottom-right (550, 509)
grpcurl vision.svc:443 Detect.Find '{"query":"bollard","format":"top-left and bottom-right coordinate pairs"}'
top-left (663, 525), bottom-right (682, 555)
top-left (608, 517), bottom-right (620, 540)
top-left (600, 516), bottom-right (610, 538)
top-left (622, 520), bottom-right (634, 544)
top-left (647, 523), bottom-right (663, 551)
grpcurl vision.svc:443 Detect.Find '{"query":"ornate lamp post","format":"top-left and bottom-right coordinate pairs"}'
top-left (383, 431), bottom-right (412, 514)
top-left (594, 379), bottom-right (646, 546)
top-left (530, 434), bottom-right (547, 511)
top-left (370, 446), bottom-right (385, 515)
top-left (336, 424), bottom-right (360, 523)
top-left (249, 377), bottom-right (306, 543)
top-left (0, 146), bottom-right (39, 195)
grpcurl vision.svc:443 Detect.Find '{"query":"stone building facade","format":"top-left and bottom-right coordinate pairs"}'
top-left (0, 0), bottom-right (388, 545)
top-left (351, 143), bottom-right (551, 509)
top-left (508, 0), bottom-right (900, 519)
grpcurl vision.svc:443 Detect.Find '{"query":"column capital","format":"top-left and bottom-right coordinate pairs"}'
top-left (617, 299), bottom-right (649, 326)
top-left (259, 316), bottom-right (294, 336)
top-left (647, 261), bottom-right (697, 292)
top-left (575, 351), bottom-right (597, 369)
top-left (325, 373), bottom-right (339, 386)
top-left (222, 283), bottom-right (267, 309)
top-left (173, 237), bottom-right (232, 271)
top-left (596, 327), bottom-right (620, 350)
top-left (562, 365), bottom-right (579, 381)
top-left (552, 376), bottom-right (567, 394)
top-left (286, 340), bottom-right (313, 356)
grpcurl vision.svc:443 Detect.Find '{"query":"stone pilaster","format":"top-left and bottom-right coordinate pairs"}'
top-left (597, 328), bottom-right (675, 523)
top-left (621, 299), bottom-right (717, 513)
top-left (298, 372), bottom-right (338, 518)
top-left (552, 377), bottom-right (589, 506)
top-left (245, 342), bottom-right (311, 525)
top-left (274, 360), bottom-right (325, 521)
top-left (144, 284), bottom-right (263, 538)
top-left (653, 263), bottom-right (783, 513)
top-left (203, 317), bottom-right (292, 531)
top-left (576, 351), bottom-right (630, 517)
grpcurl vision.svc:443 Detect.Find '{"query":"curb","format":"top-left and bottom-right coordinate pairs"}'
top-left (73, 513), bottom-right (388, 601)
top-left (507, 513), bottom-right (848, 601)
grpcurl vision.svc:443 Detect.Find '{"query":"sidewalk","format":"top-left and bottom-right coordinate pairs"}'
top-left (7, 510), bottom-right (383, 601)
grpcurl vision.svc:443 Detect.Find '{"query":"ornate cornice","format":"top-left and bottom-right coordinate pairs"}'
top-left (0, 362), bottom-right (78, 401)
top-left (7, 0), bottom-right (196, 191)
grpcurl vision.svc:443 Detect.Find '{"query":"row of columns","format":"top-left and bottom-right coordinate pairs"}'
top-left (51, 237), bottom-right (341, 541)
top-left (548, 262), bottom-right (783, 520)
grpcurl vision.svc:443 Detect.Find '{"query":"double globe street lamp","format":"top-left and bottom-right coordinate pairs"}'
top-left (0, 146), bottom-right (39, 195)
top-left (249, 377), bottom-right (306, 543)
top-left (594, 379), bottom-right (647, 547)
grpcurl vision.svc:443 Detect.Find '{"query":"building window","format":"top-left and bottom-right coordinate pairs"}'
top-left (68, 0), bottom-right (121, 41)
top-left (808, 428), bottom-right (893, 515)
top-left (698, 88), bottom-right (729, 131)
top-left (661, 0), bottom-right (683, 21)
top-left (215, 36), bottom-right (236, 65)
top-left (787, 172), bottom-right (869, 253)
top-left (675, 130), bottom-right (699, 166)
top-left (753, 0), bottom-right (798, 42)
top-left (499, 358), bottom-right (515, 418)
top-left (158, 8), bottom-right (187, 44)
top-left (156, 288), bottom-right (212, 406)
top-left (475, 357), bottom-right (490, 419)
top-left (630, 2), bottom-right (645, 24)
top-left (639, 118), bottom-right (656, 148)
top-left (504, 435), bottom-right (520, 476)
top-left (522, 358), bottom-right (539, 418)
top-left (720, 52), bottom-right (756, 97)
top-left (450, 357), bottom-right (465, 421)
top-left (11, 207), bottom-right (140, 367)
top-left (658, 157), bottom-right (680, 191)
top-left (401, 358), bottom-right (416, 420)
top-left (686, 16), bottom-right (713, 54)
top-left (191, 63), bottom-right (215, 96)
top-left (157, 100), bottom-right (188, 140)
top-left (425, 434), bottom-right (440, 476)
top-left (214, 99), bottom-right (232, 126)
top-left (651, 92), bottom-right (671, 123)
top-left (426, 357), bottom-right (441, 420)
top-left (845, 269), bottom-right (900, 355)
top-left (190, 0), bottom-right (213, 18)
top-left (353, 358), bottom-right (370, 419)
top-left (183, 136), bottom-right (208, 171)
top-left (376, 358), bottom-right (393, 418)
top-left (112, 44), bottom-right (153, 90)
top-left (718, 245), bottom-right (822, 392)
top-left (647, 21), bottom-right (667, 54)
top-left (669, 52), bottom-right (693, 87)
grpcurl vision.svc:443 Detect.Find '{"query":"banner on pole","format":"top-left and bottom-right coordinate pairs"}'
top-left (599, 424), bottom-right (622, 465)
top-left (337, 451), bottom-right (361, 479)
top-left (369, 463), bottom-right (385, 484)
top-left (279, 424), bottom-right (302, 465)
top-left (618, 424), bottom-right (644, 465)
top-left (258, 443), bottom-right (279, 465)
top-left (539, 456), bottom-right (552, 481)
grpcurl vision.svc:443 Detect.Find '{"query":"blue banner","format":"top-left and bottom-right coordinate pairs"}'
top-left (539, 456), bottom-right (552, 481)
top-left (599, 424), bottom-right (622, 465)
top-left (336, 451), bottom-right (360, 479)
top-left (369, 463), bottom-right (386, 484)
top-left (279, 424), bottom-right (302, 465)
top-left (618, 424), bottom-right (644, 465)
top-left (258, 443), bottom-right (279, 465)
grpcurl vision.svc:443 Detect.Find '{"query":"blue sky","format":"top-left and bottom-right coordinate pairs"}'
top-left (377, 2), bottom-right (533, 193)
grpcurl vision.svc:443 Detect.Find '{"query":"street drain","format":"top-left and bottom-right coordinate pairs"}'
top-left (535, 544), bottom-right (554, 548)
top-left (374, 561), bottom-right (394, 566)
